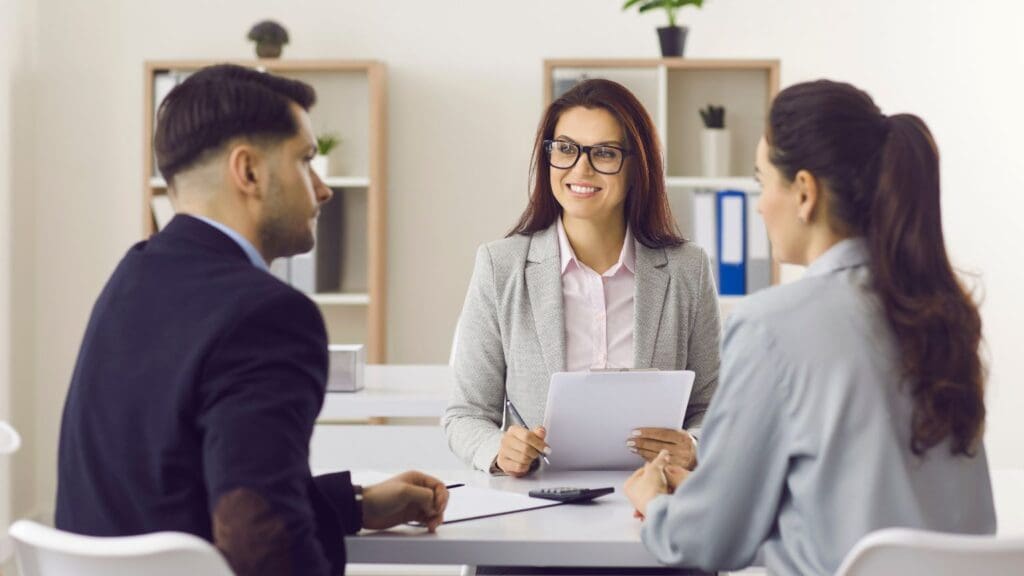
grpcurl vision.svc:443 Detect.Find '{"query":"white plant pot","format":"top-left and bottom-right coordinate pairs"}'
top-left (701, 128), bottom-right (731, 177)
top-left (311, 155), bottom-right (329, 178)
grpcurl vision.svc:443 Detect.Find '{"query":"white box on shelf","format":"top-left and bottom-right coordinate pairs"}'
top-left (150, 195), bottom-right (175, 231)
top-left (269, 257), bottom-right (290, 284)
top-left (328, 344), bottom-right (365, 392)
top-left (290, 250), bottom-right (316, 294)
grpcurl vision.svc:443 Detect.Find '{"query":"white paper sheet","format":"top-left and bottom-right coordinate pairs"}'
top-left (440, 486), bottom-right (558, 524)
top-left (542, 370), bottom-right (694, 470)
top-left (348, 471), bottom-right (558, 525)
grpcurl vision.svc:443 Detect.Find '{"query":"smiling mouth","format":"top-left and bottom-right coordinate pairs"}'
top-left (567, 183), bottom-right (601, 196)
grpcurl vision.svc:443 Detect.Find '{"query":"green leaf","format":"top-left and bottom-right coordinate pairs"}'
top-left (637, 1), bottom-right (666, 14)
top-left (624, 0), bottom-right (703, 26)
top-left (316, 133), bottom-right (340, 155)
top-left (667, 0), bottom-right (705, 10)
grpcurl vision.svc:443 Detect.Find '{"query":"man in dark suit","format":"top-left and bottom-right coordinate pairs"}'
top-left (55, 64), bottom-right (448, 575)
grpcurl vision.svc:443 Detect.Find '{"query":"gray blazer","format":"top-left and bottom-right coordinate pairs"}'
top-left (442, 224), bottom-right (721, 472)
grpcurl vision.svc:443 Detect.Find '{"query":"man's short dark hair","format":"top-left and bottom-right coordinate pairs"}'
top-left (154, 63), bottom-right (317, 185)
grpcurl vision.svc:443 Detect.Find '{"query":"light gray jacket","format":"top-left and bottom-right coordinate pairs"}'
top-left (442, 224), bottom-right (721, 472)
top-left (641, 238), bottom-right (996, 575)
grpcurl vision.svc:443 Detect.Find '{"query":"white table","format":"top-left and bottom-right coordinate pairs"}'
top-left (314, 397), bottom-right (1024, 571)
top-left (318, 364), bottom-right (452, 422)
top-left (343, 468), bottom-right (1024, 572)
top-left (345, 468), bottom-right (703, 572)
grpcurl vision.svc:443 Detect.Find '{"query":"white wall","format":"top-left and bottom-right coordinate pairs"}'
top-left (2, 0), bottom-right (40, 533)
top-left (10, 0), bottom-right (1024, 517)
top-left (0, 0), bottom-right (14, 535)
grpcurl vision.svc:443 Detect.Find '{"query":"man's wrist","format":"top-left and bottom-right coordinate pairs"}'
top-left (353, 484), bottom-right (364, 527)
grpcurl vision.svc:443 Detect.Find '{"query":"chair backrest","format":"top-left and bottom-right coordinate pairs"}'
top-left (1, 422), bottom-right (23, 565)
top-left (835, 527), bottom-right (1024, 576)
top-left (9, 520), bottom-right (234, 576)
top-left (0, 421), bottom-right (21, 455)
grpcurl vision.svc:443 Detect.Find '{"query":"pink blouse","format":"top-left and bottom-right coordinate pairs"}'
top-left (556, 218), bottom-right (636, 372)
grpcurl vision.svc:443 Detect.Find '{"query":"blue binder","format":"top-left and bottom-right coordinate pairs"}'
top-left (716, 190), bottom-right (747, 295)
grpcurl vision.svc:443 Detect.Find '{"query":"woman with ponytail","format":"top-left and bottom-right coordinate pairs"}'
top-left (624, 80), bottom-right (995, 575)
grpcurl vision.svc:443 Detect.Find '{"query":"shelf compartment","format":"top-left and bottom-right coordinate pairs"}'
top-left (311, 293), bottom-right (371, 305)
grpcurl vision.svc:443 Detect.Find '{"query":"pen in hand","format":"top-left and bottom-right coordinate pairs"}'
top-left (505, 397), bottom-right (552, 466)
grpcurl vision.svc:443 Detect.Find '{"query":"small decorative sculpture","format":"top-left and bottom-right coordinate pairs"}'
top-left (248, 20), bottom-right (289, 59)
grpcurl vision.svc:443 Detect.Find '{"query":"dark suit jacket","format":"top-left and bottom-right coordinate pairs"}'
top-left (56, 215), bottom-right (359, 575)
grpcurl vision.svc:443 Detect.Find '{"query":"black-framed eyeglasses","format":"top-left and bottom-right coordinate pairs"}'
top-left (543, 139), bottom-right (629, 175)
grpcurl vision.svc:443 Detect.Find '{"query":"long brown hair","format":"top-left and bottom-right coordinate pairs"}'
top-left (508, 79), bottom-right (683, 248)
top-left (767, 80), bottom-right (985, 457)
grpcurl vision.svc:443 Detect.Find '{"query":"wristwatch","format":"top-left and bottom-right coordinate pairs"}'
top-left (353, 484), bottom-right (364, 522)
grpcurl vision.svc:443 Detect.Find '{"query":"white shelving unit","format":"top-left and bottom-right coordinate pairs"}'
top-left (150, 175), bottom-right (372, 189)
top-left (311, 293), bottom-right (371, 306)
top-left (665, 176), bottom-right (761, 192)
top-left (323, 176), bottom-right (370, 188)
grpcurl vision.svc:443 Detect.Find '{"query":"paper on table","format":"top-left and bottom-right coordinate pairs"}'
top-left (347, 471), bottom-right (561, 525)
top-left (440, 485), bottom-right (559, 524)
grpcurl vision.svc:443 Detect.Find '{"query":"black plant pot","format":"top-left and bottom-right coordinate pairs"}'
top-left (256, 42), bottom-right (283, 59)
top-left (657, 26), bottom-right (688, 58)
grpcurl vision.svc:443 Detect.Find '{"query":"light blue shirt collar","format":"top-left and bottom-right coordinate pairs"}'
top-left (191, 216), bottom-right (268, 271)
top-left (805, 237), bottom-right (869, 278)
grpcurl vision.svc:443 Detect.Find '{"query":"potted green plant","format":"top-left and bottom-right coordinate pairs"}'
top-left (622, 0), bottom-right (705, 57)
top-left (312, 133), bottom-right (340, 178)
top-left (247, 20), bottom-right (289, 59)
top-left (698, 104), bottom-right (730, 176)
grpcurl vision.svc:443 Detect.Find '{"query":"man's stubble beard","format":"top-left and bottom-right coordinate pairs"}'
top-left (258, 176), bottom-right (315, 261)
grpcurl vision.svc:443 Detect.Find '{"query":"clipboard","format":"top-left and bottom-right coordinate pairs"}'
top-left (436, 485), bottom-right (563, 524)
top-left (353, 472), bottom-right (568, 527)
top-left (541, 370), bottom-right (694, 470)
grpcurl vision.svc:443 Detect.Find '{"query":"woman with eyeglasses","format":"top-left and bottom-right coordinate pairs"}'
top-left (623, 80), bottom-right (995, 575)
top-left (442, 79), bottom-right (721, 476)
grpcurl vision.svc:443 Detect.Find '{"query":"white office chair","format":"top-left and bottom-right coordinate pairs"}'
top-left (835, 527), bottom-right (1024, 576)
top-left (0, 421), bottom-right (20, 455)
top-left (1, 420), bottom-right (22, 569)
top-left (8, 520), bottom-right (233, 576)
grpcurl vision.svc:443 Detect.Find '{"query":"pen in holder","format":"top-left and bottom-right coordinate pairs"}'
top-left (505, 397), bottom-right (551, 466)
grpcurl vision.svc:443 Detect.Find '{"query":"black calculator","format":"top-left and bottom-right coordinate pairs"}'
top-left (528, 486), bottom-right (615, 503)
